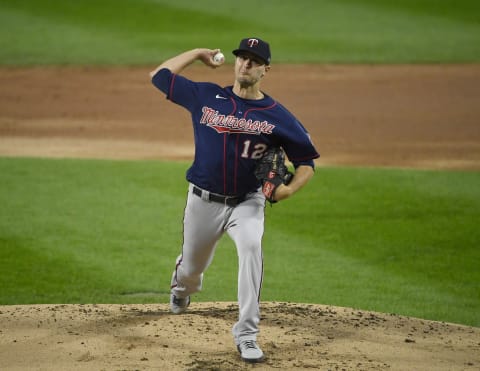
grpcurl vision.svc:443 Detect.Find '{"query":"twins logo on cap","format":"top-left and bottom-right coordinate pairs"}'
top-left (232, 37), bottom-right (271, 65)
top-left (247, 38), bottom-right (259, 48)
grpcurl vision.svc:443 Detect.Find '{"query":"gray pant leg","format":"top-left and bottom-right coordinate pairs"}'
top-left (227, 190), bottom-right (265, 344)
top-left (171, 185), bottom-right (226, 298)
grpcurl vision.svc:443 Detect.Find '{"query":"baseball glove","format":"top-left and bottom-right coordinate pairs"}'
top-left (254, 147), bottom-right (293, 203)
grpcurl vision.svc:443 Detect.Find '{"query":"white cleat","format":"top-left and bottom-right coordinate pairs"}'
top-left (170, 294), bottom-right (190, 314)
top-left (237, 340), bottom-right (265, 363)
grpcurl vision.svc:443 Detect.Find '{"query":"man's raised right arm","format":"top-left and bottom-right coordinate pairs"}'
top-left (149, 48), bottom-right (223, 77)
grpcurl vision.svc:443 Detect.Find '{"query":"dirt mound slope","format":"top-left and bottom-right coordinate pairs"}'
top-left (1, 302), bottom-right (479, 370)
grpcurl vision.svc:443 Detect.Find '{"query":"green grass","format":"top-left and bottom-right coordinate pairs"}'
top-left (0, 0), bottom-right (479, 65)
top-left (1, 158), bottom-right (479, 327)
top-left (0, 158), bottom-right (187, 303)
top-left (260, 168), bottom-right (480, 326)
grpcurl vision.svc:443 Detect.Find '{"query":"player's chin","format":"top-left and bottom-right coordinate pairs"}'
top-left (237, 74), bottom-right (251, 82)
top-left (237, 75), bottom-right (260, 86)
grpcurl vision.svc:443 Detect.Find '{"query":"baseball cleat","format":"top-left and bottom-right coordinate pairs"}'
top-left (237, 340), bottom-right (264, 363)
top-left (170, 294), bottom-right (190, 314)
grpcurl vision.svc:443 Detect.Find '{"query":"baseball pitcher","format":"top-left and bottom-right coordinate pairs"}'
top-left (150, 37), bottom-right (320, 363)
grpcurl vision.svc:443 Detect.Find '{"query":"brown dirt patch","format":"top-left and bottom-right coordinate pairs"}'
top-left (1, 64), bottom-right (480, 169)
top-left (0, 65), bottom-right (479, 370)
top-left (1, 302), bottom-right (479, 371)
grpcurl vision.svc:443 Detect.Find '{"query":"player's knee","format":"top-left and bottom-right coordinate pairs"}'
top-left (237, 239), bottom-right (262, 256)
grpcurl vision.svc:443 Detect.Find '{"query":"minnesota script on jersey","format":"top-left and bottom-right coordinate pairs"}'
top-left (152, 68), bottom-right (319, 196)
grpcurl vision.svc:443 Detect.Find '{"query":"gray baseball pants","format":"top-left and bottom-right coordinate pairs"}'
top-left (170, 183), bottom-right (266, 344)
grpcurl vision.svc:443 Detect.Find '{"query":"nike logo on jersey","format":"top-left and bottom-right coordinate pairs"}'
top-left (215, 94), bottom-right (228, 99)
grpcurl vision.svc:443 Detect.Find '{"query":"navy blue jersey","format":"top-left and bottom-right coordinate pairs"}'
top-left (152, 68), bottom-right (319, 196)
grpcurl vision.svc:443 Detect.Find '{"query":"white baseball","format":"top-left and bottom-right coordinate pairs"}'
top-left (213, 52), bottom-right (225, 63)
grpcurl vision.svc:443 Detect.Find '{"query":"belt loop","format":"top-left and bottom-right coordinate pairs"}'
top-left (201, 189), bottom-right (210, 202)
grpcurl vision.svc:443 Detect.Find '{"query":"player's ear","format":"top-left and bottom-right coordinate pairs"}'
top-left (262, 65), bottom-right (271, 76)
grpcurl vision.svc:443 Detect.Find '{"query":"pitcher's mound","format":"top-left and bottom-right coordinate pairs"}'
top-left (0, 302), bottom-right (478, 370)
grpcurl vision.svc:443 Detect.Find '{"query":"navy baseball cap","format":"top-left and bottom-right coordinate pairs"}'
top-left (232, 37), bottom-right (271, 65)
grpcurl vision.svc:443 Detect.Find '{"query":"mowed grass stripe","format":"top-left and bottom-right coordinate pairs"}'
top-left (0, 0), bottom-right (479, 64)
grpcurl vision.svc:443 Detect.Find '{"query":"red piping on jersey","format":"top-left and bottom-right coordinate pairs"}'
top-left (223, 97), bottom-right (237, 195)
top-left (229, 96), bottom-right (237, 113)
top-left (234, 135), bottom-right (240, 194)
top-left (243, 101), bottom-right (277, 117)
top-left (168, 74), bottom-right (177, 99)
top-left (223, 135), bottom-right (228, 194)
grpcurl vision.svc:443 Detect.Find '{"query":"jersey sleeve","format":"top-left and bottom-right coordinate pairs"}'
top-left (151, 68), bottom-right (200, 112)
top-left (274, 106), bottom-right (320, 168)
top-left (286, 130), bottom-right (319, 169)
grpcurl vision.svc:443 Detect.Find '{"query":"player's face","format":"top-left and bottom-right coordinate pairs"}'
top-left (234, 52), bottom-right (269, 86)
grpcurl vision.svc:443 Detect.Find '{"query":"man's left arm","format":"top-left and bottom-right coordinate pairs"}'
top-left (273, 165), bottom-right (314, 201)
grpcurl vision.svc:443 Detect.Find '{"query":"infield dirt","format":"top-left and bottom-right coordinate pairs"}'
top-left (1, 64), bottom-right (480, 169)
top-left (0, 65), bottom-right (479, 370)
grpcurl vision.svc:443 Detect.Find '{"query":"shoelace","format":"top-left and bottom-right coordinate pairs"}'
top-left (243, 340), bottom-right (257, 349)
